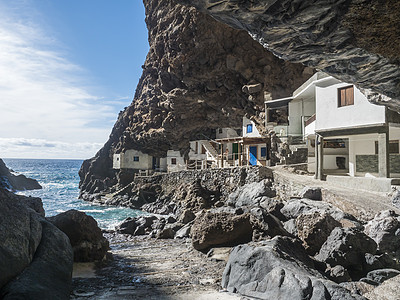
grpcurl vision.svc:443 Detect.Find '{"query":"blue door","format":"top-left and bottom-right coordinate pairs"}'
top-left (249, 146), bottom-right (257, 165)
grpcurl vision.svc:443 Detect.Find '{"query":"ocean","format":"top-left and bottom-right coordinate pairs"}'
top-left (3, 158), bottom-right (143, 229)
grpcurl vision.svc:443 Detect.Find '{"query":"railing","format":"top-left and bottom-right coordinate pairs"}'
top-left (305, 114), bottom-right (316, 127)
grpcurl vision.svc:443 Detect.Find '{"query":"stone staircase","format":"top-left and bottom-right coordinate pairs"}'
top-left (278, 144), bottom-right (308, 165)
top-left (202, 140), bottom-right (219, 161)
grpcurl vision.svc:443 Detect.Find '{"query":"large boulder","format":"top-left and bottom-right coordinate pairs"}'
top-left (191, 210), bottom-right (253, 251)
top-left (299, 186), bottom-right (322, 201)
top-left (364, 210), bottom-right (400, 253)
top-left (281, 198), bottom-right (358, 224)
top-left (315, 227), bottom-right (377, 279)
top-left (222, 236), bottom-right (365, 299)
top-left (116, 215), bottom-right (158, 235)
top-left (0, 189), bottom-right (43, 289)
top-left (49, 209), bottom-right (109, 262)
top-left (364, 274), bottom-right (400, 300)
top-left (227, 180), bottom-right (276, 208)
top-left (250, 207), bottom-right (291, 241)
top-left (1, 220), bottom-right (73, 300)
top-left (296, 211), bottom-right (341, 255)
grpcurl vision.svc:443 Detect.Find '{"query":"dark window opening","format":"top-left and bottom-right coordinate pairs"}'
top-left (133, 156), bottom-right (139, 162)
top-left (323, 139), bottom-right (346, 148)
top-left (171, 158), bottom-right (177, 165)
top-left (218, 128), bottom-right (223, 134)
top-left (375, 140), bottom-right (399, 154)
top-left (338, 86), bottom-right (354, 107)
top-left (261, 147), bottom-right (267, 158)
top-left (267, 105), bottom-right (289, 125)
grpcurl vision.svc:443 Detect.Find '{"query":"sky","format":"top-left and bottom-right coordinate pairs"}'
top-left (0, 0), bottom-right (149, 159)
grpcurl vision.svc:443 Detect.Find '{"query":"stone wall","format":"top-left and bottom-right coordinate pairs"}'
top-left (356, 154), bottom-right (400, 173)
top-left (134, 166), bottom-right (273, 198)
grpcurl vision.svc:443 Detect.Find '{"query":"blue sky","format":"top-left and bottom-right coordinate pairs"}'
top-left (0, 0), bottom-right (148, 159)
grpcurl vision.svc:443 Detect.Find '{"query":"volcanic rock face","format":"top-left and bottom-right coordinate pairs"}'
top-left (79, 0), bottom-right (311, 195)
top-left (177, 0), bottom-right (400, 108)
top-left (0, 158), bottom-right (42, 191)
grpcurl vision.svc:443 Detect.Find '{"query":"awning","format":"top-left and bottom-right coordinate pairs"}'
top-left (265, 97), bottom-right (292, 109)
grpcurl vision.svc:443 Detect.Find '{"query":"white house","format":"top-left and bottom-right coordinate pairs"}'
top-left (269, 72), bottom-right (400, 178)
top-left (241, 117), bottom-right (268, 166)
top-left (113, 150), bottom-right (167, 174)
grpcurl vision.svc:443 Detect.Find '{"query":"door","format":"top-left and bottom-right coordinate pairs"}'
top-left (249, 146), bottom-right (257, 166)
top-left (232, 143), bottom-right (238, 160)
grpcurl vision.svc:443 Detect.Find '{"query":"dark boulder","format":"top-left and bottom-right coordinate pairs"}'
top-left (364, 210), bottom-right (400, 253)
top-left (0, 189), bottom-right (43, 289)
top-left (296, 211), bottom-right (341, 255)
top-left (49, 209), bottom-right (109, 262)
top-left (0, 158), bottom-right (42, 191)
top-left (250, 207), bottom-right (291, 241)
top-left (191, 210), bottom-right (253, 251)
top-left (222, 236), bottom-right (365, 299)
top-left (281, 198), bottom-right (358, 224)
top-left (227, 180), bottom-right (276, 208)
top-left (1, 220), bottom-right (73, 300)
top-left (315, 227), bottom-right (377, 279)
top-left (299, 186), bottom-right (322, 201)
top-left (364, 253), bottom-right (400, 273)
top-left (178, 209), bottom-right (196, 224)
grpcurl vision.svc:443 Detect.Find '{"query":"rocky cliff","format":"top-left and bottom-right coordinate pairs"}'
top-left (0, 159), bottom-right (42, 191)
top-left (79, 0), bottom-right (312, 195)
top-left (176, 0), bottom-right (400, 108)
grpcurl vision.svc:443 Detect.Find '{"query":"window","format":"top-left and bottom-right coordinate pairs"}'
top-left (133, 156), bottom-right (139, 162)
top-left (218, 128), bottom-right (223, 134)
top-left (116, 157), bottom-right (119, 161)
top-left (261, 147), bottom-right (267, 158)
top-left (171, 158), bottom-right (177, 165)
top-left (338, 86), bottom-right (354, 107)
top-left (375, 140), bottom-right (399, 154)
top-left (247, 124), bottom-right (253, 133)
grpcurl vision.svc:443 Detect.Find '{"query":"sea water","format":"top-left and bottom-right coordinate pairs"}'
top-left (3, 158), bottom-right (143, 229)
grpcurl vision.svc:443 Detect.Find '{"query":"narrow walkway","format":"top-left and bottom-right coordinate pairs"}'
top-left (71, 234), bottom-right (240, 300)
top-left (273, 167), bottom-right (400, 221)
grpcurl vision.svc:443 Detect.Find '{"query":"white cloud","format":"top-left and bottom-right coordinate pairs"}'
top-left (0, 138), bottom-right (104, 159)
top-left (0, 1), bottom-right (122, 158)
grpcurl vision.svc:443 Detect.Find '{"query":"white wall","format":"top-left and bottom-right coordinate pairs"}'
top-left (288, 98), bottom-right (314, 136)
top-left (160, 157), bottom-right (167, 172)
top-left (116, 149), bottom-right (153, 170)
top-left (113, 154), bottom-right (121, 169)
top-left (167, 150), bottom-right (186, 172)
top-left (243, 116), bottom-right (261, 137)
top-left (188, 140), bottom-right (207, 161)
top-left (216, 128), bottom-right (239, 139)
top-left (315, 83), bottom-right (386, 131)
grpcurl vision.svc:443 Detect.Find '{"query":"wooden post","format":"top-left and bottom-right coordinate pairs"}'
top-left (239, 143), bottom-right (242, 166)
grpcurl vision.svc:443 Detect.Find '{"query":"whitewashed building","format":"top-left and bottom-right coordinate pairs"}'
top-left (113, 150), bottom-right (167, 174)
top-left (268, 72), bottom-right (400, 178)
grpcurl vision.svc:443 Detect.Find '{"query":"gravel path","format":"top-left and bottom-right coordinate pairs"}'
top-left (273, 167), bottom-right (400, 221)
top-left (71, 233), bottom-right (241, 300)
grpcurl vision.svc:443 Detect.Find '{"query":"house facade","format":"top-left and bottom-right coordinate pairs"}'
top-left (113, 150), bottom-right (167, 174)
top-left (268, 72), bottom-right (400, 178)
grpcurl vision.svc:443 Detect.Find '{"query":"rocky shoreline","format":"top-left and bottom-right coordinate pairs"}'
top-left (3, 162), bottom-right (400, 299)
top-left (75, 166), bottom-right (400, 299)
